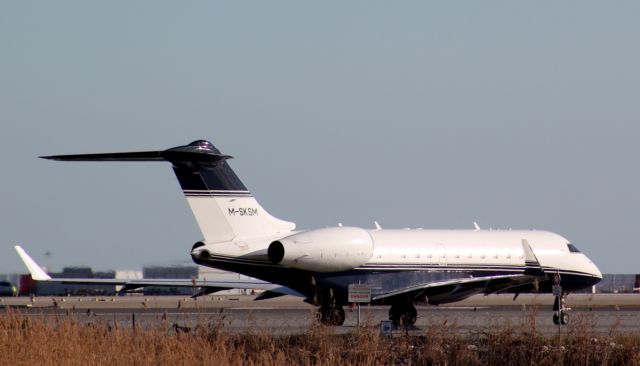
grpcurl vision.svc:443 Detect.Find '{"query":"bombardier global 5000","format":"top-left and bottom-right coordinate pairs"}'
top-left (16, 140), bottom-right (601, 326)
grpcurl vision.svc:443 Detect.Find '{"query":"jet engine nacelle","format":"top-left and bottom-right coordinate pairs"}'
top-left (267, 227), bottom-right (374, 272)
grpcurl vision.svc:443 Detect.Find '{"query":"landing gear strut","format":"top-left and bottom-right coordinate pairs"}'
top-left (316, 288), bottom-right (345, 326)
top-left (389, 299), bottom-right (417, 328)
top-left (317, 305), bottom-right (345, 326)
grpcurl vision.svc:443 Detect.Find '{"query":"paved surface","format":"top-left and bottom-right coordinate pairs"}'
top-left (2, 294), bottom-right (640, 336)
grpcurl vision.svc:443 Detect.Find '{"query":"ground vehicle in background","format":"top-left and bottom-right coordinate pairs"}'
top-left (0, 281), bottom-right (17, 296)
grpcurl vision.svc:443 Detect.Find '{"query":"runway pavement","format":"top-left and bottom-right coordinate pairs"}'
top-left (2, 294), bottom-right (640, 336)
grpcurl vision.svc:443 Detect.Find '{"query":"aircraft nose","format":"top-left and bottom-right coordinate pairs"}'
top-left (585, 256), bottom-right (602, 283)
top-left (593, 265), bottom-right (602, 280)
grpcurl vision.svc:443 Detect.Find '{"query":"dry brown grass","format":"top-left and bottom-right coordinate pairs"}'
top-left (2, 309), bottom-right (640, 366)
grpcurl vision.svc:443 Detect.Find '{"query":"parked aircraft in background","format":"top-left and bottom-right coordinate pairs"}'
top-left (15, 245), bottom-right (298, 299)
top-left (18, 140), bottom-right (601, 326)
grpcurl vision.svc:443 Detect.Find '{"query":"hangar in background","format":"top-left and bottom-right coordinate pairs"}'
top-left (596, 274), bottom-right (640, 293)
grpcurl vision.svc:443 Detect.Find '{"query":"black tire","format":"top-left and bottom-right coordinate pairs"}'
top-left (553, 313), bottom-right (559, 325)
top-left (334, 307), bottom-right (346, 326)
top-left (403, 305), bottom-right (417, 326)
top-left (389, 305), bottom-right (404, 327)
top-left (389, 303), bottom-right (417, 327)
top-left (560, 312), bottom-right (569, 325)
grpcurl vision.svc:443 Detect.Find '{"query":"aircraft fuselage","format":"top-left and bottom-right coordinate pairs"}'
top-left (192, 227), bottom-right (601, 305)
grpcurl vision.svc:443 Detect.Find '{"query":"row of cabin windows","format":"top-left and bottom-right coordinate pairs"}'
top-left (373, 244), bottom-right (581, 260)
top-left (377, 253), bottom-right (524, 260)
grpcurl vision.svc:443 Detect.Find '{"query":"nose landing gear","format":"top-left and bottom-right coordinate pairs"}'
top-left (552, 292), bottom-right (570, 325)
top-left (551, 272), bottom-right (570, 325)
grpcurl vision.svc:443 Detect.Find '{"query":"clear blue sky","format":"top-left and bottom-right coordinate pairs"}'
top-left (1, 2), bottom-right (638, 273)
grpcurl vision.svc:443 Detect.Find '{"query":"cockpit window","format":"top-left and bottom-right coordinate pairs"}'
top-left (567, 244), bottom-right (581, 253)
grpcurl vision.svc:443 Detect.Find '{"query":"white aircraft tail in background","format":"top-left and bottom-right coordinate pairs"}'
top-left (15, 244), bottom-right (299, 299)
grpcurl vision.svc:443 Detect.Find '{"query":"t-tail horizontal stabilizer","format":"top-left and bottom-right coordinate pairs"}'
top-left (41, 140), bottom-right (295, 243)
top-left (40, 140), bottom-right (232, 165)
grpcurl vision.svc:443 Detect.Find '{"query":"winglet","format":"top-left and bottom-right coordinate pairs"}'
top-left (14, 246), bottom-right (52, 281)
top-left (521, 240), bottom-right (540, 265)
top-left (521, 240), bottom-right (544, 276)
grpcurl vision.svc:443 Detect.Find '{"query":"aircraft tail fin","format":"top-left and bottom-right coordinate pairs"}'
top-left (41, 140), bottom-right (295, 243)
top-left (15, 245), bottom-right (52, 281)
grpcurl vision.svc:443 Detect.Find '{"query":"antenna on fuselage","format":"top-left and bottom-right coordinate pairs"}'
top-left (374, 221), bottom-right (382, 230)
top-left (473, 222), bottom-right (481, 231)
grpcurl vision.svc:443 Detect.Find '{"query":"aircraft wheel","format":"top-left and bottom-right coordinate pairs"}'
top-left (404, 304), bottom-right (417, 326)
top-left (560, 312), bottom-right (569, 325)
top-left (389, 303), bottom-right (417, 328)
top-left (389, 304), bottom-right (402, 327)
top-left (553, 312), bottom-right (569, 326)
top-left (334, 306), bottom-right (346, 325)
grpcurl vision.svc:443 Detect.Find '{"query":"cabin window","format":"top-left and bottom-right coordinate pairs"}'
top-left (567, 244), bottom-right (581, 253)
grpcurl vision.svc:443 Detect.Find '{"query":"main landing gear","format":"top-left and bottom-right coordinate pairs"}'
top-left (316, 288), bottom-right (346, 326)
top-left (317, 305), bottom-right (345, 326)
top-left (389, 298), bottom-right (417, 328)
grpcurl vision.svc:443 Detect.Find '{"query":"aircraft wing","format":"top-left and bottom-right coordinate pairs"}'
top-left (372, 273), bottom-right (541, 303)
top-left (14, 246), bottom-right (302, 299)
top-left (373, 239), bottom-right (546, 303)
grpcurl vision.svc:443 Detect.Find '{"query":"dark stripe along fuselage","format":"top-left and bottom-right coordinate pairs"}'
top-left (192, 254), bottom-right (600, 305)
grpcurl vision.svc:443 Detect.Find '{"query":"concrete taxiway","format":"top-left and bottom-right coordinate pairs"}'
top-left (2, 294), bottom-right (640, 336)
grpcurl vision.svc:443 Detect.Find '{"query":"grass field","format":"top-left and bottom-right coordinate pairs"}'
top-left (1, 309), bottom-right (639, 365)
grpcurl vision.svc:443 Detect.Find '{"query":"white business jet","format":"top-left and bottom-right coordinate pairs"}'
top-left (16, 140), bottom-right (601, 326)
